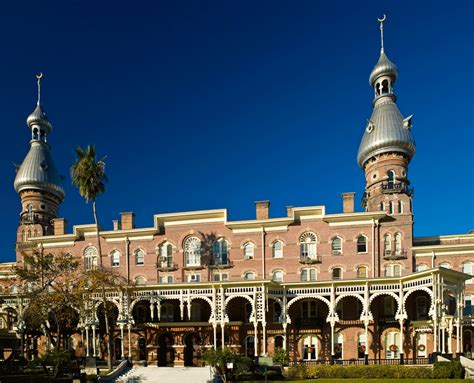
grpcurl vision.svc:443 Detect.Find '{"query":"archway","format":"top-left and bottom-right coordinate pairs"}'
top-left (184, 332), bottom-right (202, 366)
top-left (114, 338), bottom-right (122, 360)
top-left (157, 333), bottom-right (174, 366)
top-left (138, 337), bottom-right (147, 361)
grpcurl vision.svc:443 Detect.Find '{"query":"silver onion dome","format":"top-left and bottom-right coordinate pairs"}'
top-left (26, 103), bottom-right (52, 133)
top-left (357, 99), bottom-right (416, 168)
top-left (369, 51), bottom-right (398, 86)
top-left (14, 140), bottom-right (65, 200)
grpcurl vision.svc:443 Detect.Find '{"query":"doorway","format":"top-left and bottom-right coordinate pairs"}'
top-left (184, 332), bottom-right (202, 366)
top-left (157, 333), bottom-right (174, 366)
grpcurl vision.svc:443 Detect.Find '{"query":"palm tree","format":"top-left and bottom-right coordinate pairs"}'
top-left (71, 145), bottom-right (113, 368)
top-left (71, 146), bottom-right (107, 262)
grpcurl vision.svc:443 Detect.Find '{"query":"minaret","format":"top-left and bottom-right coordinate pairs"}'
top-left (357, 16), bottom-right (416, 215)
top-left (14, 74), bottom-right (65, 243)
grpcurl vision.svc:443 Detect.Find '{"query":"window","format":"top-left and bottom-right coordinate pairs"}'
top-left (301, 268), bottom-right (317, 282)
top-left (302, 335), bottom-right (318, 360)
top-left (273, 302), bottom-right (282, 323)
top-left (332, 267), bottom-right (342, 280)
top-left (357, 266), bottom-right (367, 279)
top-left (387, 170), bottom-right (395, 188)
top-left (357, 236), bottom-right (367, 253)
top-left (135, 249), bottom-right (145, 266)
top-left (244, 271), bottom-right (255, 281)
top-left (272, 271), bottom-right (283, 282)
top-left (389, 201), bottom-right (394, 215)
top-left (190, 302), bottom-right (201, 321)
top-left (394, 233), bottom-right (402, 255)
top-left (274, 335), bottom-right (284, 350)
top-left (416, 264), bottom-right (427, 272)
top-left (299, 232), bottom-right (317, 259)
top-left (213, 239), bottom-right (228, 265)
top-left (380, 202), bottom-right (385, 211)
top-left (187, 274), bottom-right (201, 283)
top-left (272, 241), bottom-right (283, 258)
top-left (384, 264), bottom-right (401, 277)
top-left (417, 333), bottom-right (427, 357)
top-left (358, 333), bottom-right (367, 359)
top-left (302, 300), bottom-right (317, 318)
top-left (463, 262), bottom-right (473, 284)
top-left (161, 303), bottom-right (174, 321)
top-left (184, 237), bottom-right (201, 266)
top-left (398, 200), bottom-right (403, 214)
top-left (84, 246), bottom-right (98, 270)
top-left (111, 250), bottom-right (120, 267)
top-left (159, 243), bottom-right (173, 267)
top-left (27, 204), bottom-right (34, 221)
top-left (245, 336), bottom-right (255, 358)
top-left (333, 332), bottom-right (343, 360)
top-left (384, 234), bottom-right (391, 256)
top-left (135, 276), bottom-right (146, 286)
top-left (384, 296), bottom-right (396, 316)
top-left (385, 331), bottom-right (400, 359)
top-left (159, 275), bottom-right (173, 284)
top-left (464, 295), bottom-right (472, 316)
top-left (213, 273), bottom-right (228, 282)
top-left (439, 262), bottom-right (450, 269)
top-left (243, 242), bottom-right (254, 260)
top-left (331, 237), bottom-right (342, 255)
top-left (10, 285), bottom-right (18, 294)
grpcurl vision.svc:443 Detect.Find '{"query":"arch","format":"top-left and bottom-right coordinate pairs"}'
top-left (271, 240), bottom-right (284, 258)
top-left (243, 242), bottom-right (255, 259)
top-left (189, 296), bottom-right (214, 321)
top-left (224, 294), bottom-right (255, 318)
top-left (356, 235), bottom-right (368, 253)
top-left (369, 292), bottom-right (400, 317)
top-left (402, 287), bottom-right (433, 313)
top-left (335, 294), bottom-right (366, 320)
top-left (287, 294), bottom-right (331, 313)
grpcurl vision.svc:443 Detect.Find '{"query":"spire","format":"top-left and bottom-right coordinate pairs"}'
top-left (27, 73), bottom-right (52, 139)
top-left (378, 14), bottom-right (386, 53)
top-left (36, 72), bottom-right (42, 106)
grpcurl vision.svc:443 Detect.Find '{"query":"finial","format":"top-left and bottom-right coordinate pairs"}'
top-left (377, 14), bottom-right (386, 53)
top-left (36, 72), bottom-right (43, 105)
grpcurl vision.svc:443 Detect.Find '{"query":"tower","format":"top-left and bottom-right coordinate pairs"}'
top-left (14, 74), bottom-right (65, 243)
top-left (357, 16), bottom-right (416, 214)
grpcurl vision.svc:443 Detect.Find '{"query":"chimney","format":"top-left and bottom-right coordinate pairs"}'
top-left (112, 220), bottom-right (121, 231)
top-left (342, 192), bottom-right (355, 213)
top-left (120, 212), bottom-right (135, 230)
top-left (255, 200), bottom-right (270, 220)
top-left (286, 206), bottom-right (293, 217)
top-left (52, 218), bottom-right (67, 235)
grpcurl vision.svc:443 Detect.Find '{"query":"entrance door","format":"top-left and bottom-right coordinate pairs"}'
top-left (385, 331), bottom-right (400, 359)
top-left (157, 333), bottom-right (174, 366)
top-left (114, 338), bottom-right (122, 361)
top-left (138, 337), bottom-right (147, 361)
top-left (184, 332), bottom-right (202, 366)
top-left (302, 335), bottom-right (318, 360)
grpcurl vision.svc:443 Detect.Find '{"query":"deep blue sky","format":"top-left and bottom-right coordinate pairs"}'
top-left (1, 1), bottom-right (473, 261)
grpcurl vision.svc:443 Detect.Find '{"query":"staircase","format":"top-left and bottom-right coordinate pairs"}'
top-left (116, 366), bottom-right (212, 383)
top-left (460, 356), bottom-right (474, 379)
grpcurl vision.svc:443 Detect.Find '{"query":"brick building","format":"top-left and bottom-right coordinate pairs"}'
top-left (1, 18), bottom-right (473, 367)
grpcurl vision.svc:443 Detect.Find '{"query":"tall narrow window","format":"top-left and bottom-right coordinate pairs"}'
top-left (184, 237), bottom-right (201, 266)
top-left (272, 241), bottom-right (283, 258)
top-left (384, 234), bottom-right (391, 256)
top-left (84, 246), bottom-right (98, 270)
top-left (331, 237), bottom-right (342, 255)
top-left (299, 232), bottom-right (317, 259)
top-left (380, 202), bottom-right (385, 211)
top-left (357, 266), bottom-right (367, 279)
top-left (135, 249), bottom-right (145, 266)
top-left (389, 201), bottom-right (394, 215)
top-left (394, 233), bottom-right (402, 255)
top-left (463, 262), bottom-right (473, 284)
top-left (159, 243), bottom-right (173, 267)
top-left (111, 250), bottom-right (120, 267)
top-left (243, 242), bottom-right (254, 259)
top-left (357, 235), bottom-right (367, 253)
top-left (213, 239), bottom-right (228, 265)
top-left (416, 296), bottom-right (428, 320)
top-left (398, 200), bottom-right (403, 214)
top-left (332, 267), bottom-right (342, 280)
top-left (464, 295), bottom-right (473, 316)
top-left (387, 170), bottom-right (395, 189)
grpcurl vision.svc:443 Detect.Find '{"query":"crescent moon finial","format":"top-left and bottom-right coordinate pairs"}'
top-left (36, 72), bottom-right (43, 80)
top-left (377, 14), bottom-right (386, 23)
top-left (35, 72), bottom-right (43, 105)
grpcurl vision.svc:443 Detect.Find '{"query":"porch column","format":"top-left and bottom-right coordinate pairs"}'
top-left (441, 323), bottom-right (446, 354)
top-left (433, 319), bottom-right (438, 353)
top-left (150, 302), bottom-right (155, 321)
top-left (120, 324), bottom-right (125, 359)
top-left (330, 322), bottom-right (335, 364)
top-left (92, 325), bottom-right (97, 357)
top-left (282, 322), bottom-right (287, 350)
top-left (81, 328), bottom-right (85, 358)
top-left (364, 322), bottom-right (369, 365)
top-left (399, 319), bottom-right (404, 364)
top-left (85, 326), bottom-right (90, 357)
top-left (262, 322), bottom-right (267, 355)
top-left (447, 324), bottom-right (453, 354)
top-left (127, 323), bottom-right (132, 360)
top-left (254, 322), bottom-right (259, 357)
top-left (213, 324), bottom-right (217, 350)
top-left (221, 323), bottom-right (225, 349)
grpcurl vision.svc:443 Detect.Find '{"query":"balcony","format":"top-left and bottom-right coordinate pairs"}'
top-left (156, 261), bottom-right (178, 272)
top-left (381, 182), bottom-right (414, 196)
top-left (294, 317), bottom-right (325, 327)
top-left (210, 259), bottom-right (234, 269)
top-left (378, 315), bottom-right (397, 325)
top-left (182, 263), bottom-right (205, 271)
top-left (299, 255), bottom-right (322, 264)
top-left (383, 250), bottom-right (408, 260)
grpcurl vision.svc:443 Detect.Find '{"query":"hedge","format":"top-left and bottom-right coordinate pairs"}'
top-left (283, 361), bottom-right (464, 380)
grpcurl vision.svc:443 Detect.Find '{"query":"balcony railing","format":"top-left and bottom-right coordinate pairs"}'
top-left (156, 261), bottom-right (178, 272)
top-left (294, 317), bottom-right (325, 327)
top-left (382, 182), bottom-right (414, 196)
top-left (182, 263), bottom-right (205, 270)
top-left (299, 255), bottom-right (322, 264)
top-left (210, 259), bottom-right (234, 269)
top-left (377, 315), bottom-right (397, 325)
top-left (383, 250), bottom-right (408, 260)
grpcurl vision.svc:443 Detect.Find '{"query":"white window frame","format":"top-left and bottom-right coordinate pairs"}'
top-left (84, 246), bottom-right (98, 270)
top-left (135, 249), bottom-right (145, 266)
top-left (111, 250), bottom-right (120, 267)
top-left (243, 242), bottom-right (255, 260)
top-left (184, 237), bottom-right (201, 267)
top-left (299, 232), bottom-right (318, 259)
top-left (243, 271), bottom-right (256, 281)
top-left (357, 235), bottom-right (368, 253)
top-left (331, 237), bottom-right (343, 256)
top-left (272, 240), bottom-right (283, 258)
top-left (463, 262), bottom-right (473, 284)
top-left (272, 270), bottom-right (283, 282)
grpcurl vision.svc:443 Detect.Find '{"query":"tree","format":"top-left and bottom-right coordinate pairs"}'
top-left (202, 349), bottom-right (252, 383)
top-left (70, 145), bottom-right (114, 368)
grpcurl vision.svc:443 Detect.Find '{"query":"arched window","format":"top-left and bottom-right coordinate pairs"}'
top-left (384, 264), bottom-right (401, 277)
top-left (416, 264), bottom-right (428, 272)
top-left (301, 268), bottom-right (317, 282)
top-left (439, 262), bottom-right (450, 269)
top-left (27, 204), bottom-right (34, 221)
top-left (243, 242), bottom-right (254, 260)
top-left (274, 335), bottom-right (284, 350)
top-left (387, 170), bottom-right (395, 188)
top-left (357, 235), bottom-right (367, 253)
top-left (463, 262), bottom-right (473, 284)
top-left (334, 333), bottom-right (343, 360)
top-left (111, 250), bottom-right (120, 267)
top-left (384, 234), bottom-right (391, 256)
top-left (213, 239), bottom-right (228, 265)
top-left (357, 266), bottom-right (367, 279)
top-left (22, 230), bottom-right (26, 242)
top-left (135, 276), bottom-right (146, 286)
top-left (243, 271), bottom-right (255, 281)
top-left (398, 200), bottom-right (403, 214)
top-left (332, 267), bottom-right (342, 280)
top-left (299, 232), bottom-right (317, 259)
top-left (331, 237), bottom-right (342, 255)
top-left (10, 285), bottom-right (18, 294)
top-left (272, 240), bottom-right (283, 258)
top-left (159, 243), bottom-right (174, 267)
top-left (394, 233), bottom-right (402, 255)
top-left (84, 246), bottom-right (98, 270)
top-left (381, 79), bottom-right (389, 94)
top-left (272, 270), bottom-right (283, 282)
top-left (358, 333), bottom-right (367, 359)
top-left (135, 249), bottom-right (145, 266)
top-left (380, 202), bottom-right (385, 212)
top-left (389, 201), bottom-right (394, 215)
top-left (184, 237), bottom-right (201, 266)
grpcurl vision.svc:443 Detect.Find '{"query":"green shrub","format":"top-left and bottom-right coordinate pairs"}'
top-left (283, 364), bottom-right (307, 380)
top-left (433, 361), bottom-right (464, 379)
